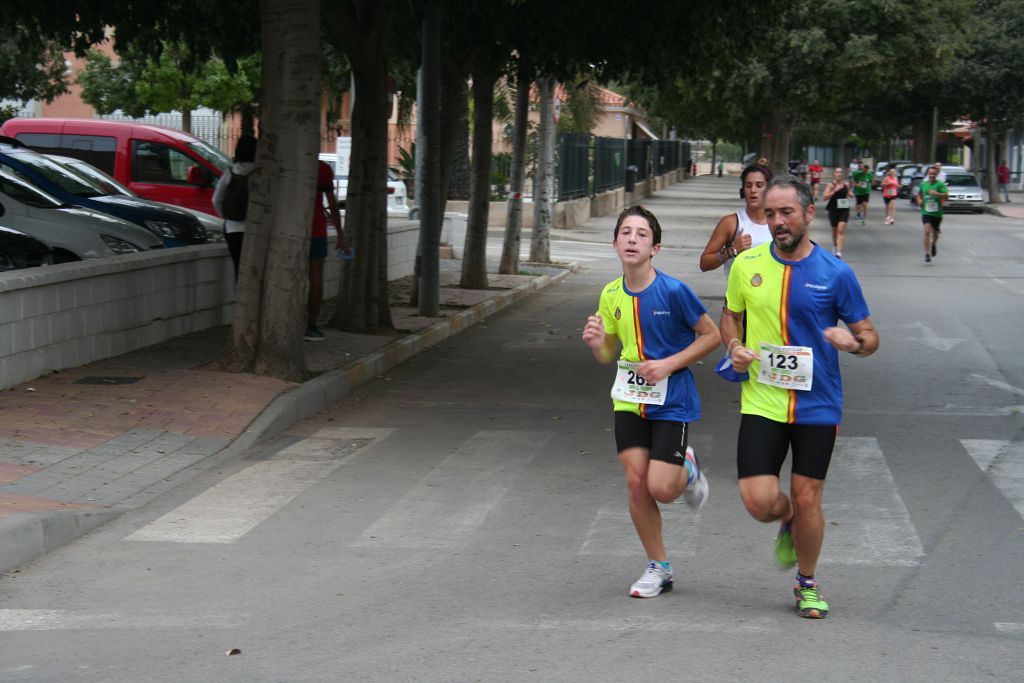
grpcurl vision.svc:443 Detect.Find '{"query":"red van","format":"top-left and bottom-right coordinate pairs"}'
top-left (0, 118), bottom-right (230, 215)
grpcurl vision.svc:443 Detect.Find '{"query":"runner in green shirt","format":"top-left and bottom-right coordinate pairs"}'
top-left (915, 165), bottom-right (949, 262)
top-left (850, 163), bottom-right (873, 225)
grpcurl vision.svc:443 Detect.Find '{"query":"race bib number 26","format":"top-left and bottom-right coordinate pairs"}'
top-left (757, 344), bottom-right (813, 391)
top-left (611, 361), bottom-right (667, 405)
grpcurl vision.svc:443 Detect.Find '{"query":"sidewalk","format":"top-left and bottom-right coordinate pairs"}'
top-left (0, 258), bottom-right (574, 573)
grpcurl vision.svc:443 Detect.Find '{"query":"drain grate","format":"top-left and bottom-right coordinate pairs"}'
top-left (73, 376), bottom-right (144, 385)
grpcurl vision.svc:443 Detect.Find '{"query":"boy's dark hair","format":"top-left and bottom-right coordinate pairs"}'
top-left (613, 205), bottom-right (662, 245)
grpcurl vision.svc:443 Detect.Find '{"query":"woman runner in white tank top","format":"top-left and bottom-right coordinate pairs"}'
top-left (700, 165), bottom-right (773, 280)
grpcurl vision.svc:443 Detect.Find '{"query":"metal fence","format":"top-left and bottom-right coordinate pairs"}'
top-left (594, 137), bottom-right (627, 193)
top-left (557, 133), bottom-right (590, 201)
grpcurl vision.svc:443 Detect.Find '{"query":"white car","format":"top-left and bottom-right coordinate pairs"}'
top-left (318, 152), bottom-right (408, 217)
top-left (0, 169), bottom-right (164, 262)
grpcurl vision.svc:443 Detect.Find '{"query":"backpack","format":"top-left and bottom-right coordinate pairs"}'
top-left (220, 170), bottom-right (250, 221)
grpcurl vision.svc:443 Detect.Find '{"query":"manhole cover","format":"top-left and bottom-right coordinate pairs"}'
top-left (73, 376), bottom-right (144, 385)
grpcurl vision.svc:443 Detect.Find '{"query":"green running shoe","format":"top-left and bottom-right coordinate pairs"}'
top-left (794, 581), bottom-right (829, 619)
top-left (774, 520), bottom-right (797, 568)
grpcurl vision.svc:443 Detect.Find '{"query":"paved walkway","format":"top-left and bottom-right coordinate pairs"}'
top-left (0, 259), bottom-right (572, 572)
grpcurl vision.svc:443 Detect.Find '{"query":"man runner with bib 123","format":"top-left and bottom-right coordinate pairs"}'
top-left (582, 205), bottom-right (721, 598)
top-left (720, 175), bottom-right (879, 618)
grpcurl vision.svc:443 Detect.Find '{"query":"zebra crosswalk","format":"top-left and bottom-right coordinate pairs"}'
top-left (125, 433), bottom-right (1023, 571)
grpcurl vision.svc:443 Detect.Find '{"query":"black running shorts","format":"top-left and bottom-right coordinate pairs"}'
top-left (922, 214), bottom-right (943, 232)
top-left (736, 414), bottom-right (837, 480)
top-left (855, 193), bottom-right (870, 204)
top-left (828, 209), bottom-right (850, 227)
top-left (614, 412), bottom-right (689, 464)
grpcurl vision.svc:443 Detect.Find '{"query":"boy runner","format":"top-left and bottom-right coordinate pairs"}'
top-left (582, 205), bottom-right (721, 598)
top-left (916, 165), bottom-right (948, 262)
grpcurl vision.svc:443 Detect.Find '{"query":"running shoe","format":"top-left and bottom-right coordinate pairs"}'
top-left (774, 520), bottom-right (797, 568)
top-left (794, 579), bottom-right (830, 619)
top-left (925, 254), bottom-right (931, 263)
top-left (931, 243), bottom-right (937, 257)
top-left (682, 446), bottom-right (709, 511)
top-left (630, 561), bottom-right (673, 598)
top-left (304, 325), bottom-right (325, 341)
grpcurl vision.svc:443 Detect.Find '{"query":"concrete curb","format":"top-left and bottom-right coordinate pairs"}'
top-left (0, 264), bottom-right (576, 574)
top-left (1, 508), bottom-right (122, 574)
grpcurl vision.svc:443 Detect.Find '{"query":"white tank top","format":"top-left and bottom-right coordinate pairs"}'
top-left (724, 208), bottom-right (772, 279)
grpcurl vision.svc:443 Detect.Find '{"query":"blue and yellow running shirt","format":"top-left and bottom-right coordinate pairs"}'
top-left (725, 242), bottom-right (871, 425)
top-left (598, 270), bottom-right (708, 422)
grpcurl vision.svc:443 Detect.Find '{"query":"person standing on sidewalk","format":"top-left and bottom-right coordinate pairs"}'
top-left (582, 205), bottom-right (721, 598)
top-left (212, 134), bottom-right (257, 281)
top-left (305, 159), bottom-right (345, 341)
top-left (881, 167), bottom-right (901, 225)
top-left (719, 174), bottom-right (878, 619)
top-left (851, 162), bottom-right (872, 224)
top-left (997, 161), bottom-right (1011, 202)
top-left (823, 168), bottom-right (851, 258)
top-left (916, 164), bottom-right (948, 263)
top-left (700, 164), bottom-right (773, 278)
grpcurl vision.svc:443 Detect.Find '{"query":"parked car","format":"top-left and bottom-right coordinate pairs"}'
top-left (897, 164), bottom-right (923, 198)
top-left (318, 151), bottom-right (409, 217)
top-left (940, 169), bottom-right (984, 212)
top-left (0, 169), bottom-right (164, 262)
top-left (873, 160), bottom-right (912, 190)
top-left (0, 224), bottom-right (52, 271)
top-left (0, 118), bottom-right (231, 216)
top-left (45, 154), bottom-right (224, 242)
top-left (0, 137), bottom-right (208, 247)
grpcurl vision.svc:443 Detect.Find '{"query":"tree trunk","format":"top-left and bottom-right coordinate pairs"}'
top-left (530, 74), bottom-right (555, 263)
top-left (985, 114), bottom-right (998, 202)
top-left (911, 116), bottom-right (930, 163)
top-left (182, 108), bottom-right (192, 135)
top-left (765, 107), bottom-right (793, 177)
top-left (220, 0), bottom-right (320, 380)
top-left (326, 0), bottom-right (394, 332)
top-left (499, 59), bottom-right (530, 275)
top-left (460, 63), bottom-right (495, 289)
top-left (439, 55), bottom-right (468, 210)
top-left (448, 77), bottom-right (471, 201)
top-left (416, 10), bottom-right (442, 316)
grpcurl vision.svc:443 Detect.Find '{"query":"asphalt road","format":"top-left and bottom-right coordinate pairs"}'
top-left (2, 177), bottom-right (1022, 682)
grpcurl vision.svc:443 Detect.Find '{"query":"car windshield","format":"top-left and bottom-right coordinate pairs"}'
top-left (7, 150), bottom-right (104, 198)
top-left (186, 140), bottom-right (231, 173)
top-left (62, 160), bottom-right (134, 196)
top-left (0, 171), bottom-right (65, 208)
top-left (946, 174), bottom-right (978, 186)
top-left (901, 167), bottom-right (918, 178)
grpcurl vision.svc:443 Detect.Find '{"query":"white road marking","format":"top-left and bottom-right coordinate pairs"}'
top-left (124, 432), bottom-right (388, 544)
top-left (968, 373), bottom-right (1024, 399)
top-left (961, 440), bottom-right (1024, 519)
top-left (0, 609), bottom-right (239, 631)
top-left (906, 321), bottom-right (964, 352)
top-left (579, 505), bottom-right (698, 558)
top-left (493, 616), bottom-right (774, 634)
top-left (125, 459), bottom-right (347, 543)
top-left (995, 622), bottom-right (1024, 634)
top-left (819, 437), bottom-right (925, 567)
top-left (352, 430), bottom-right (549, 549)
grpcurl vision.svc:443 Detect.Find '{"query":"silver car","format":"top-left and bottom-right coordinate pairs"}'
top-left (0, 169), bottom-right (164, 262)
top-left (943, 171), bottom-right (985, 212)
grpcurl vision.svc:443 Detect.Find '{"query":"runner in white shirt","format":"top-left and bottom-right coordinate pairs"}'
top-left (700, 164), bottom-right (774, 279)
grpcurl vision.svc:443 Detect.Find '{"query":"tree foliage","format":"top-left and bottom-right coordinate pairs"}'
top-left (0, 23), bottom-right (70, 103)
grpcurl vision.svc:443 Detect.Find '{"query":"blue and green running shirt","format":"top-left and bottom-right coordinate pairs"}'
top-left (598, 270), bottom-right (708, 422)
top-left (725, 242), bottom-right (870, 425)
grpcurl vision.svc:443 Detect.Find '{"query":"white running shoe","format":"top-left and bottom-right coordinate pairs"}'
top-left (682, 446), bottom-right (709, 511)
top-left (630, 561), bottom-right (673, 598)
